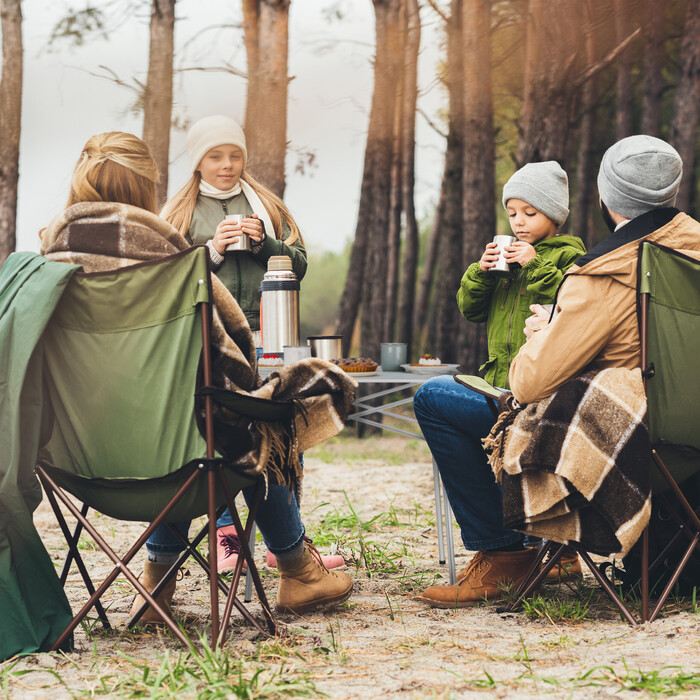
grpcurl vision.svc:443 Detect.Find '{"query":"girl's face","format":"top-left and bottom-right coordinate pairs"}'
top-left (506, 198), bottom-right (557, 244)
top-left (198, 144), bottom-right (245, 190)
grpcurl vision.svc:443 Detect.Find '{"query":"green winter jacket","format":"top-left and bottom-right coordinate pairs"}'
top-left (457, 234), bottom-right (586, 389)
top-left (187, 192), bottom-right (307, 331)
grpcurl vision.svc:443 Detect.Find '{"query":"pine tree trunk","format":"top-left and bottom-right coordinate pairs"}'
top-left (242, 0), bottom-right (289, 197)
top-left (669, 0), bottom-right (700, 214)
top-left (433, 1), bottom-right (464, 364)
top-left (336, 0), bottom-right (402, 358)
top-left (640, 0), bottom-right (664, 137)
top-left (142, 0), bottom-right (175, 208)
top-left (571, 0), bottom-right (597, 248)
top-left (457, 0), bottom-right (493, 372)
top-left (516, 0), bottom-right (577, 168)
top-left (614, 0), bottom-right (634, 139)
top-left (0, 0), bottom-right (22, 266)
top-left (396, 0), bottom-right (420, 356)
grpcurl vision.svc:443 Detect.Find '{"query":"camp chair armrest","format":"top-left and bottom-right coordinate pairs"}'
top-left (454, 374), bottom-right (505, 401)
top-left (199, 386), bottom-right (294, 422)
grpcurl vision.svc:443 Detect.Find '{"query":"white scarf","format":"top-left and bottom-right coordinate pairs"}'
top-left (199, 178), bottom-right (276, 240)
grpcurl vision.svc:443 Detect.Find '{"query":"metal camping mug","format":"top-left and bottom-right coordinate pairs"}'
top-left (224, 214), bottom-right (252, 252)
top-left (489, 235), bottom-right (517, 274)
top-left (307, 336), bottom-right (343, 361)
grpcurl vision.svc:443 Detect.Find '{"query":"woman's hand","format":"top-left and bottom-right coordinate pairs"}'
top-left (479, 241), bottom-right (500, 272)
top-left (504, 241), bottom-right (537, 267)
top-left (523, 303), bottom-right (552, 339)
top-left (212, 218), bottom-right (243, 255)
top-left (241, 214), bottom-right (264, 244)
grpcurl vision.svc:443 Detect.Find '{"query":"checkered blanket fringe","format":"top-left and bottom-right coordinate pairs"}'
top-left (483, 368), bottom-right (651, 556)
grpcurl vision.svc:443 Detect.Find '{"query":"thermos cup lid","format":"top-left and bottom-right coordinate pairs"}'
top-left (267, 255), bottom-right (293, 272)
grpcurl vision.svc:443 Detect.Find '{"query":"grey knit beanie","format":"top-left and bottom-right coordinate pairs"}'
top-left (186, 115), bottom-right (247, 173)
top-left (502, 161), bottom-right (569, 226)
top-left (597, 135), bottom-right (682, 218)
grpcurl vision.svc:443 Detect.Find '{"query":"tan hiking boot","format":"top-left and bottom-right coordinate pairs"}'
top-left (129, 560), bottom-right (177, 624)
top-left (544, 546), bottom-right (582, 582)
top-left (416, 547), bottom-right (539, 608)
top-left (276, 545), bottom-right (353, 614)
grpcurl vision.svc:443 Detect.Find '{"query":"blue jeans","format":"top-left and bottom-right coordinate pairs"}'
top-left (414, 375), bottom-right (523, 551)
top-left (146, 482), bottom-right (305, 557)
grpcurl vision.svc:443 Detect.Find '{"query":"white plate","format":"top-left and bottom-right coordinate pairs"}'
top-left (400, 363), bottom-right (460, 375)
top-left (342, 370), bottom-right (380, 377)
top-left (258, 365), bottom-right (283, 376)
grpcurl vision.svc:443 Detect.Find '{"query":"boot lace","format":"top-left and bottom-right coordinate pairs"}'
top-left (305, 539), bottom-right (335, 576)
top-left (218, 531), bottom-right (241, 559)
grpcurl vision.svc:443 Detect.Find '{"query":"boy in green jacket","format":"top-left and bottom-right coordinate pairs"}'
top-left (458, 161), bottom-right (586, 389)
top-left (414, 161), bottom-right (586, 608)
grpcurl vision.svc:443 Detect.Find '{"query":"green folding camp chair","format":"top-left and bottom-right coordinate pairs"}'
top-left (35, 246), bottom-right (293, 649)
top-left (507, 240), bottom-right (700, 625)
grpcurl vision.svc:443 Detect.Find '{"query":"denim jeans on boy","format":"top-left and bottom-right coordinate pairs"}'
top-left (145, 481), bottom-right (305, 558)
top-left (414, 375), bottom-right (524, 551)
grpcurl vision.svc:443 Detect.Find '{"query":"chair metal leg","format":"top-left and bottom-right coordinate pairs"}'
top-left (245, 522), bottom-right (256, 604)
top-left (649, 532), bottom-right (700, 623)
top-left (39, 465), bottom-right (200, 651)
top-left (432, 460), bottom-right (446, 566)
top-left (509, 541), bottom-right (559, 612)
top-left (578, 550), bottom-right (638, 626)
top-left (39, 478), bottom-right (111, 630)
top-left (442, 481), bottom-right (456, 585)
top-left (641, 527), bottom-right (649, 623)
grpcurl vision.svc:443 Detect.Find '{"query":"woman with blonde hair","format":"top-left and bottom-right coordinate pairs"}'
top-left (40, 131), bottom-right (354, 624)
top-left (161, 115), bottom-right (307, 336)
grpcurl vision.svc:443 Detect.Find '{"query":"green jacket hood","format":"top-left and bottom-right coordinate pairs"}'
top-left (534, 235), bottom-right (587, 254)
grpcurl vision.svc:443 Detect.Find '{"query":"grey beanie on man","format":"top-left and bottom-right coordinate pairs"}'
top-left (597, 135), bottom-right (682, 219)
top-left (502, 161), bottom-right (569, 226)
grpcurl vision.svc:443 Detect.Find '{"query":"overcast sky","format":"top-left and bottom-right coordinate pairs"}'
top-left (16, 0), bottom-right (445, 255)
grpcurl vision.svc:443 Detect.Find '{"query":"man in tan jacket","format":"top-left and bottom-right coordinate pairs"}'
top-left (416, 134), bottom-right (699, 608)
top-left (510, 135), bottom-right (700, 404)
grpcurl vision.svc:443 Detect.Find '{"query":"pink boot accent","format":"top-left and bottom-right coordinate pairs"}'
top-left (216, 525), bottom-right (246, 574)
top-left (267, 537), bottom-right (346, 570)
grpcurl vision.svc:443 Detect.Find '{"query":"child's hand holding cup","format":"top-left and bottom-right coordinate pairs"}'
top-left (224, 214), bottom-right (251, 252)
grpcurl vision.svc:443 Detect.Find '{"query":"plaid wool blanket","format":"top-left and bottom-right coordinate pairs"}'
top-left (40, 202), bottom-right (356, 496)
top-left (483, 368), bottom-right (651, 556)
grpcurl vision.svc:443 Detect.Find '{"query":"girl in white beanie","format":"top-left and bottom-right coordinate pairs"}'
top-left (161, 115), bottom-right (306, 340)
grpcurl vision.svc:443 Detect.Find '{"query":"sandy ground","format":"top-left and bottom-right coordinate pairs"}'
top-left (5, 436), bottom-right (700, 698)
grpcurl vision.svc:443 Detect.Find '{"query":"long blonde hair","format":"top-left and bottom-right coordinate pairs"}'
top-left (161, 168), bottom-right (303, 245)
top-left (67, 132), bottom-right (159, 213)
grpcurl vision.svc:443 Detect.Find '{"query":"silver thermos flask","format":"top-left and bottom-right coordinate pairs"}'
top-left (260, 255), bottom-right (300, 354)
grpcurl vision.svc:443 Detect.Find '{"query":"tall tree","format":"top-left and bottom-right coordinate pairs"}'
top-left (571, 0), bottom-right (598, 248)
top-left (242, 0), bottom-right (290, 196)
top-left (142, 0), bottom-right (175, 207)
top-left (669, 0), bottom-right (700, 214)
top-left (613, 0), bottom-right (635, 139)
top-left (456, 0), bottom-right (493, 371)
top-left (396, 0), bottom-right (421, 355)
top-left (640, 0), bottom-right (664, 136)
top-left (0, 0), bottom-right (22, 266)
top-left (430, 0), bottom-right (465, 364)
top-left (516, 0), bottom-right (581, 168)
top-left (336, 0), bottom-right (403, 358)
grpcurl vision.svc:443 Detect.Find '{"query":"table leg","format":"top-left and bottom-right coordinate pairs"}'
top-left (432, 460), bottom-right (446, 565)
top-left (443, 480), bottom-right (457, 585)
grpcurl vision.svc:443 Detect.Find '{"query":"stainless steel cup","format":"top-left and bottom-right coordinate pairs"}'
top-left (490, 234), bottom-right (517, 274)
top-left (224, 215), bottom-right (251, 252)
top-left (307, 336), bottom-right (343, 361)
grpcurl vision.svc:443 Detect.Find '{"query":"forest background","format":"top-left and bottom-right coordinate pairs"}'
top-left (0, 0), bottom-right (698, 373)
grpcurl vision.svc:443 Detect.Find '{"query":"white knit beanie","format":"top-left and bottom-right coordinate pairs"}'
top-left (502, 161), bottom-right (570, 226)
top-left (186, 115), bottom-right (247, 173)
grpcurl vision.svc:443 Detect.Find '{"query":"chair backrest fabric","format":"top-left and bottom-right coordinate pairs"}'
top-left (638, 242), bottom-right (700, 489)
top-left (37, 248), bottom-right (237, 519)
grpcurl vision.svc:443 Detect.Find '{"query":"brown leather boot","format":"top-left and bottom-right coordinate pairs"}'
top-left (129, 561), bottom-right (177, 625)
top-left (416, 547), bottom-right (539, 608)
top-left (544, 546), bottom-right (582, 582)
top-left (276, 545), bottom-right (353, 614)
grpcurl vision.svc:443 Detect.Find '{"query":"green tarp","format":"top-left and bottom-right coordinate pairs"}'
top-left (0, 252), bottom-right (78, 660)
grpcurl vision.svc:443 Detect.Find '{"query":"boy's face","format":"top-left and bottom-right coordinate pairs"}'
top-left (506, 198), bottom-right (557, 244)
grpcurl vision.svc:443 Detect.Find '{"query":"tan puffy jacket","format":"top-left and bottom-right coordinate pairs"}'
top-left (509, 212), bottom-right (700, 404)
